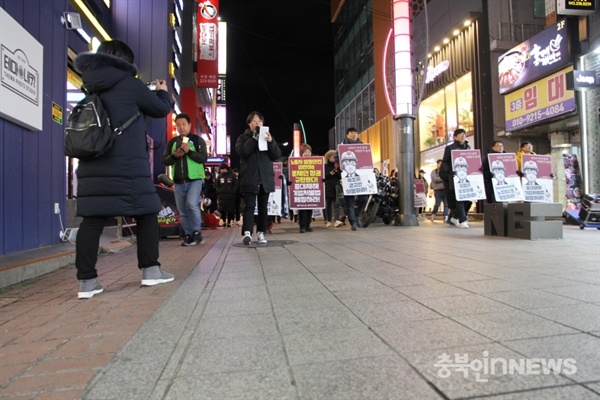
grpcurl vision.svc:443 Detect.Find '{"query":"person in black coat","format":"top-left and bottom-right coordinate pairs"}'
top-left (216, 163), bottom-right (239, 227)
top-left (235, 111), bottom-right (282, 245)
top-left (323, 149), bottom-right (341, 227)
top-left (440, 128), bottom-right (472, 228)
top-left (73, 40), bottom-right (174, 299)
top-left (482, 140), bottom-right (505, 203)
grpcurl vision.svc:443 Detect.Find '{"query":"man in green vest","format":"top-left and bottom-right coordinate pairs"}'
top-left (161, 113), bottom-right (208, 246)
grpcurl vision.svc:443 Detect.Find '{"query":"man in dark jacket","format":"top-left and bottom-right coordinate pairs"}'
top-left (216, 163), bottom-right (239, 227)
top-left (161, 113), bottom-right (208, 246)
top-left (73, 40), bottom-right (174, 299)
top-left (341, 127), bottom-right (368, 231)
top-left (440, 128), bottom-right (471, 228)
top-left (482, 140), bottom-right (505, 203)
top-left (235, 111), bottom-right (281, 245)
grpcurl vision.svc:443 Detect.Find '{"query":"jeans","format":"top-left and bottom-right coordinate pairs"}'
top-left (344, 195), bottom-right (368, 226)
top-left (242, 185), bottom-right (269, 234)
top-left (174, 179), bottom-right (203, 235)
top-left (432, 189), bottom-right (448, 217)
top-left (76, 214), bottom-right (160, 280)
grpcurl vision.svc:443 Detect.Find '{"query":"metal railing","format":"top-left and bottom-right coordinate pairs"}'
top-left (497, 22), bottom-right (545, 43)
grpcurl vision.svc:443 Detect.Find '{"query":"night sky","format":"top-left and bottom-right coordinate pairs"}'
top-left (220, 0), bottom-right (335, 166)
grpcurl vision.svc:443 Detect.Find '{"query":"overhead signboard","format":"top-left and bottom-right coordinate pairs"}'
top-left (505, 66), bottom-right (576, 131)
top-left (498, 19), bottom-right (570, 94)
top-left (196, 0), bottom-right (219, 88)
top-left (557, 0), bottom-right (595, 16)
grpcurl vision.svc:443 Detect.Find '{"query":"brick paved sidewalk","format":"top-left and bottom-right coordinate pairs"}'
top-left (0, 227), bottom-right (230, 399)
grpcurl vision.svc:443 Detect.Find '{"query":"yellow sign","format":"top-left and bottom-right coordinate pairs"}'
top-left (67, 68), bottom-right (83, 88)
top-left (52, 102), bottom-right (63, 124)
top-left (504, 66), bottom-right (575, 131)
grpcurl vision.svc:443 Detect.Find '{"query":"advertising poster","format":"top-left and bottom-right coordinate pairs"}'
top-left (563, 154), bottom-right (583, 210)
top-left (488, 153), bottom-right (523, 202)
top-left (267, 162), bottom-right (283, 216)
top-left (414, 179), bottom-right (427, 208)
top-left (337, 144), bottom-right (378, 195)
top-left (288, 156), bottom-right (325, 209)
top-left (452, 149), bottom-right (486, 201)
top-left (521, 154), bottom-right (553, 203)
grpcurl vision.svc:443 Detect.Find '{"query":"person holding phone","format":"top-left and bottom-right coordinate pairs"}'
top-left (161, 113), bottom-right (208, 246)
top-left (73, 39), bottom-right (174, 299)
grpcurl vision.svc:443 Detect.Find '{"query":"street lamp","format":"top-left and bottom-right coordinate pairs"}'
top-left (392, 0), bottom-right (418, 226)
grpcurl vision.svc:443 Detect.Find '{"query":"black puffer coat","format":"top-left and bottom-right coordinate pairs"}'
top-left (235, 129), bottom-right (282, 193)
top-left (74, 52), bottom-right (172, 217)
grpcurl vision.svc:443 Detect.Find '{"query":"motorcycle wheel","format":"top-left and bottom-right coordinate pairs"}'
top-left (361, 200), bottom-right (379, 228)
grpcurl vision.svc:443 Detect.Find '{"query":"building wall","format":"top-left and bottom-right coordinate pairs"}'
top-left (1, 0), bottom-right (69, 255)
top-left (112, 0), bottom-right (171, 180)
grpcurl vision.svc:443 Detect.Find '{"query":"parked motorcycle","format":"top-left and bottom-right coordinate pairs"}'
top-left (360, 173), bottom-right (400, 227)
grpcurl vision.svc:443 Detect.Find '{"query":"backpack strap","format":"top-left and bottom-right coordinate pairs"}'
top-left (113, 112), bottom-right (140, 134)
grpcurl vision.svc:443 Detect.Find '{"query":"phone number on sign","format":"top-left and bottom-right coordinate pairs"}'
top-left (507, 101), bottom-right (573, 130)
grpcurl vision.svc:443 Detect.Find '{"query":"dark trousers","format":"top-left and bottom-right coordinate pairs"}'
top-left (299, 209), bottom-right (313, 229)
top-left (242, 186), bottom-right (269, 234)
top-left (324, 196), bottom-right (335, 222)
top-left (75, 213), bottom-right (160, 280)
top-left (221, 211), bottom-right (235, 224)
top-left (234, 194), bottom-right (241, 221)
top-left (450, 201), bottom-right (472, 223)
top-left (344, 195), bottom-right (368, 226)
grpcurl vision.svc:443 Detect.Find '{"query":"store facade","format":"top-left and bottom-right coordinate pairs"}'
top-left (415, 16), bottom-right (493, 178)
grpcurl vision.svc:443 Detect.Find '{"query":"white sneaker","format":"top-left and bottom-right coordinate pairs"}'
top-left (257, 232), bottom-right (267, 244)
top-left (458, 221), bottom-right (469, 229)
top-left (334, 220), bottom-right (343, 227)
top-left (450, 218), bottom-right (460, 227)
top-left (243, 231), bottom-right (252, 245)
top-left (326, 222), bottom-right (332, 227)
top-left (430, 214), bottom-right (435, 222)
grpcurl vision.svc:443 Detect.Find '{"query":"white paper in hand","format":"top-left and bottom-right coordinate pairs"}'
top-left (258, 126), bottom-right (269, 151)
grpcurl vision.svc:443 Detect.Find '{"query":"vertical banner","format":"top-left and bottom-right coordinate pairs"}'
top-left (197, 1), bottom-right (219, 88)
top-left (488, 153), bottom-right (523, 202)
top-left (451, 149), bottom-right (486, 201)
top-left (414, 179), bottom-right (426, 208)
top-left (337, 144), bottom-right (378, 195)
top-left (521, 154), bottom-right (553, 203)
top-left (267, 162), bottom-right (283, 216)
top-left (288, 157), bottom-right (325, 209)
top-left (563, 154), bottom-right (583, 210)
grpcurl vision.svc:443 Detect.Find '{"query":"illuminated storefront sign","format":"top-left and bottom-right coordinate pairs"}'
top-left (498, 19), bottom-right (569, 94)
top-left (425, 60), bottom-right (450, 83)
top-left (557, 0), bottom-right (595, 16)
top-left (566, 70), bottom-right (598, 91)
top-left (197, 0), bottom-right (219, 88)
top-left (504, 66), bottom-right (575, 131)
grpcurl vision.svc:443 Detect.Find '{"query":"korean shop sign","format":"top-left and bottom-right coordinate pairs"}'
top-left (498, 19), bottom-right (570, 94)
top-left (504, 66), bottom-right (575, 131)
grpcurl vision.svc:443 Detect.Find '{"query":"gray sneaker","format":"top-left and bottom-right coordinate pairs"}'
top-left (78, 278), bottom-right (104, 299)
top-left (141, 266), bottom-right (175, 286)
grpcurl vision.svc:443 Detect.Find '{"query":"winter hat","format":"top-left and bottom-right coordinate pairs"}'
top-left (219, 163), bottom-right (230, 170)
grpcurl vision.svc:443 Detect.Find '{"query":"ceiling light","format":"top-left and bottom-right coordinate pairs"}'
top-left (443, 38), bottom-right (450, 44)
top-left (453, 29), bottom-right (460, 36)
top-left (464, 19), bottom-right (471, 27)
top-left (434, 46), bottom-right (440, 52)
